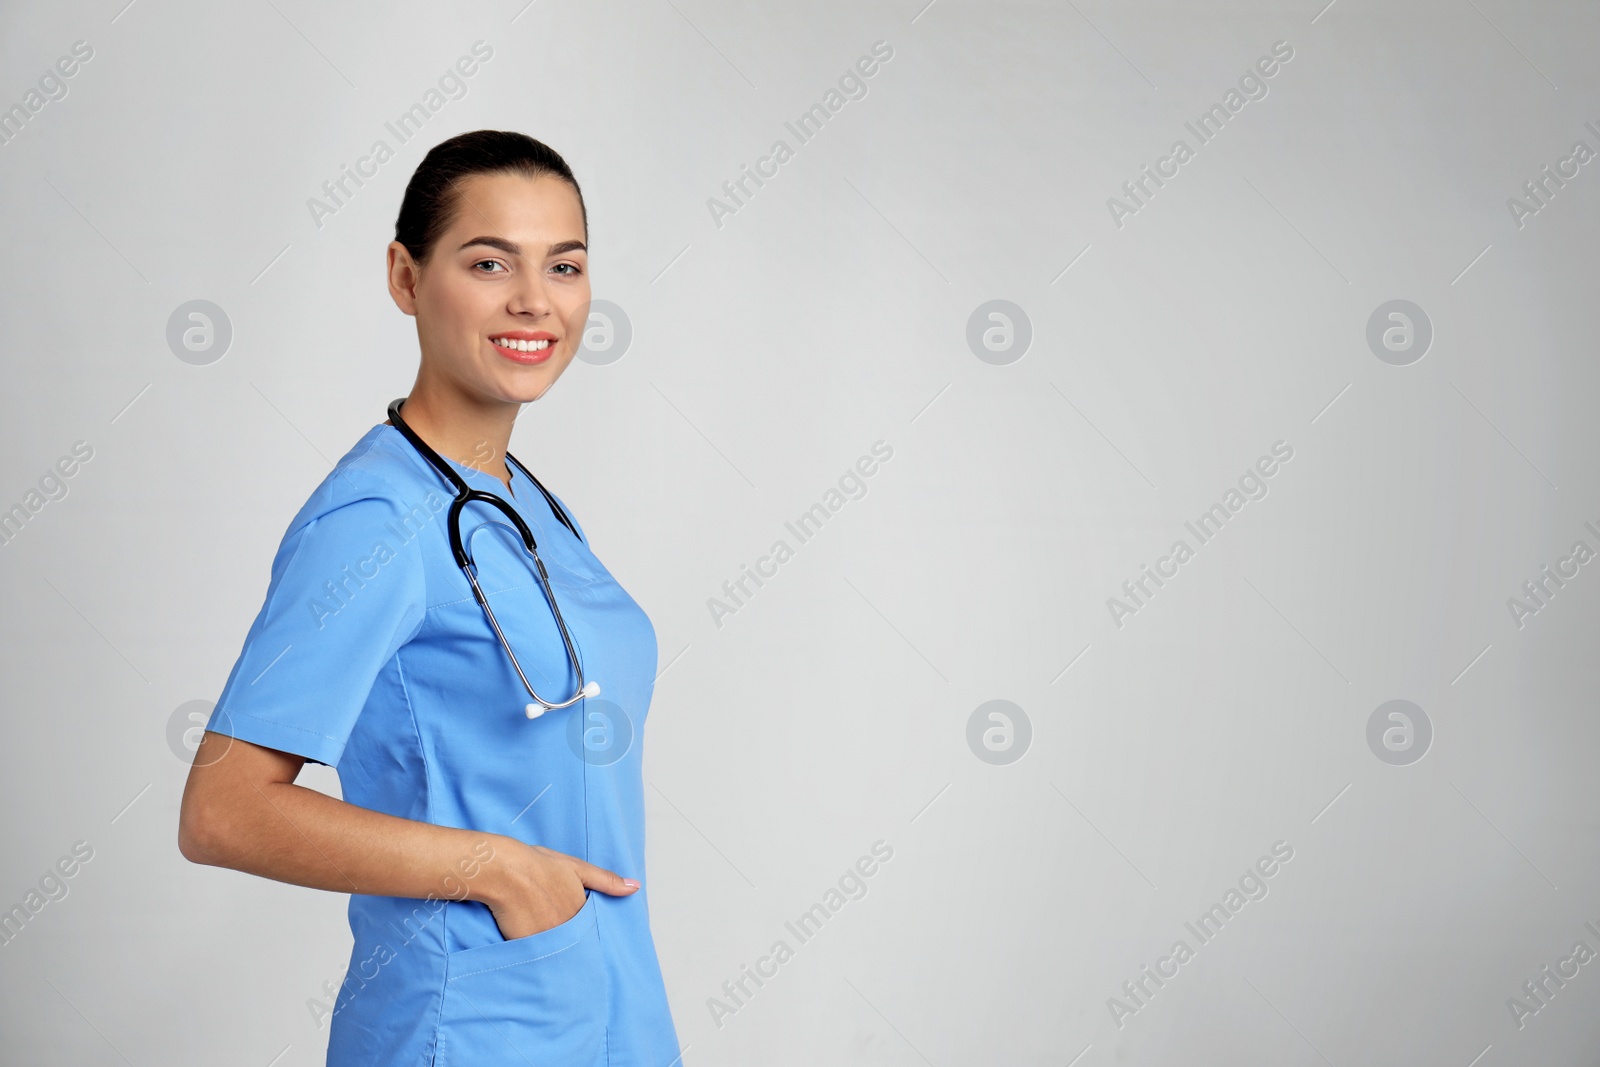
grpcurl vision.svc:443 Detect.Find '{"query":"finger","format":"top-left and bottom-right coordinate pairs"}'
top-left (576, 862), bottom-right (640, 895)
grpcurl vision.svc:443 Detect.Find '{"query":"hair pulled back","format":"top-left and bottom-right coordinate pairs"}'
top-left (394, 130), bottom-right (587, 268)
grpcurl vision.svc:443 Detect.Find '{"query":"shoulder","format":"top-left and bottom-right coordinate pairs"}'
top-left (285, 425), bottom-right (452, 535)
top-left (226, 424), bottom-right (440, 655)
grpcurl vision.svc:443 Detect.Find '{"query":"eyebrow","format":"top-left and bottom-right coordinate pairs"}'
top-left (456, 236), bottom-right (587, 257)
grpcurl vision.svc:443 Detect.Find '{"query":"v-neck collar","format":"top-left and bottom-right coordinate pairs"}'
top-left (445, 453), bottom-right (521, 501)
top-left (377, 422), bottom-right (586, 545)
top-left (379, 422), bottom-right (519, 500)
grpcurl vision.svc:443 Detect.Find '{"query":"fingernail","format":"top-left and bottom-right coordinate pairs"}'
top-left (622, 879), bottom-right (640, 889)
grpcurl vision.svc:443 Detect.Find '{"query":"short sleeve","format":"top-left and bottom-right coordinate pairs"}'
top-left (206, 473), bottom-right (428, 767)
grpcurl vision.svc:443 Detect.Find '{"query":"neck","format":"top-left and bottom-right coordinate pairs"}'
top-left (389, 376), bottom-right (520, 487)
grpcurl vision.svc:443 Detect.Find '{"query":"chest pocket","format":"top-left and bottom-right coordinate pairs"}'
top-left (459, 515), bottom-right (607, 596)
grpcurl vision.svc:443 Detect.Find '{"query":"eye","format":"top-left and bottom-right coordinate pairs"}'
top-left (551, 262), bottom-right (583, 277)
top-left (473, 259), bottom-right (508, 275)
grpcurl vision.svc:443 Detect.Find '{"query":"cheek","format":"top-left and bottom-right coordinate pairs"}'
top-left (554, 344), bottom-right (581, 376)
top-left (422, 283), bottom-right (481, 337)
top-left (561, 307), bottom-right (590, 352)
top-left (564, 296), bottom-right (591, 333)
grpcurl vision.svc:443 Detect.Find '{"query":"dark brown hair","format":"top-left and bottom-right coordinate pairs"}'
top-left (394, 130), bottom-right (587, 267)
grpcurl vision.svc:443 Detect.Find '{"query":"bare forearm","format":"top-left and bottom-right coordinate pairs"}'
top-left (185, 777), bottom-right (509, 906)
top-left (180, 734), bottom-right (636, 942)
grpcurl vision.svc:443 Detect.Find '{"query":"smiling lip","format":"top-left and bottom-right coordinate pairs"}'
top-left (489, 330), bottom-right (558, 365)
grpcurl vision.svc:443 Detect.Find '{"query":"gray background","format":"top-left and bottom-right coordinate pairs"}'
top-left (2, 0), bottom-right (1597, 1064)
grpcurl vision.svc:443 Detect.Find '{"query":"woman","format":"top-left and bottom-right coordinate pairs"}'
top-left (179, 130), bottom-right (682, 1066)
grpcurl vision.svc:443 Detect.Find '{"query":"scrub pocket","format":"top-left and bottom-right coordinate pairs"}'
top-left (434, 890), bottom-right (608, 1066)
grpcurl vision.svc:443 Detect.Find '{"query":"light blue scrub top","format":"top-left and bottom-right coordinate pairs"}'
top-left (206, 422), bottom-right (683, 1067)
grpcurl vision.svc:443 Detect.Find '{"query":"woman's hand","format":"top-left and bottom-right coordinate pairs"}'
top-left (481, 839), bottom-right (639, 941)
top-left (178, 734), bottom-right (640, 945)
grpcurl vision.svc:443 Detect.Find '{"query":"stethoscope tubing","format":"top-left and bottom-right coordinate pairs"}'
top-left (386, 397), bottom-right (594, 716)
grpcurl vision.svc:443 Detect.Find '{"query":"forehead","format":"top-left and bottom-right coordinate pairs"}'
top-left (444, 171), bottom-right (585, 243)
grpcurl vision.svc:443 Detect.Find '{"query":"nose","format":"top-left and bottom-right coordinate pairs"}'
top-left (507, 267), bottom-right (554, 318)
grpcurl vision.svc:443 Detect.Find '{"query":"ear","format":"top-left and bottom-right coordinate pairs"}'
top-left (387, 241), bottom-right (422, 317)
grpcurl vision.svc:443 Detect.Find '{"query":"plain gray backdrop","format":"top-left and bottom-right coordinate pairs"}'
top-left (3, 0), bottom-right (1598, 1064)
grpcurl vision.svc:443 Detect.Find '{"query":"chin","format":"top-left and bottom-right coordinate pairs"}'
top-left (510, 379), bottom-right (557, 404)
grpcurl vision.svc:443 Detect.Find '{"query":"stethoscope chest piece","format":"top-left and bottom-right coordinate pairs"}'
top-left (527, 681), bottom-right (600, 719)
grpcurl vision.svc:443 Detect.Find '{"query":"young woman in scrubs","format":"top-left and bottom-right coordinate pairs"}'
top-left (178, 130), bottom-right (682, 1066)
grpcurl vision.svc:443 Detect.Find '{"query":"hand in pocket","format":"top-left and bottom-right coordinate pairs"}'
top-left (485, 841), bottom-right (639, 940)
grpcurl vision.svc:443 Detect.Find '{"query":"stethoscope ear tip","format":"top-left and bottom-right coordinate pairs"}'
top-left (582, 681), bottom-right (600, 698)
top-left (525, 703), bottom-right (547, 719)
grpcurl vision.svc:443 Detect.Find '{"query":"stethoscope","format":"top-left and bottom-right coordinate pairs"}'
top-left (386, 397), bottom-right (599, 719)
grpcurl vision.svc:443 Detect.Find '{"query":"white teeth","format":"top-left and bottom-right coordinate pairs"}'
top-left (493, 337), bottom-right (551, 352)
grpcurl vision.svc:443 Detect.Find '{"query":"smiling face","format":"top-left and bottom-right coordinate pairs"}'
top-left (388, 170), bottom-right (590, 408)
